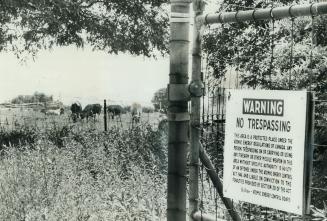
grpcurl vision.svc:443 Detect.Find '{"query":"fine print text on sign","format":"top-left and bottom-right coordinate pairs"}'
top-left (223, 90), bottom-right (311, 215)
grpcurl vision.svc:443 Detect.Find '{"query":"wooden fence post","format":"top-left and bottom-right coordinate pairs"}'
top-left (167, 0), bottom-right (191, 221)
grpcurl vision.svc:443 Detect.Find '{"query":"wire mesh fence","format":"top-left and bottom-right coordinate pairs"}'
top-left (196, 10), bottom-right (327, 220)
top-left (197, 69), bottom-right (327, 220)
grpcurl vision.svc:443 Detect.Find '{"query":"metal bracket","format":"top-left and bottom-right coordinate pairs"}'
top-left (170, 17), bottom-right (190, 23)
top-left (168, 81), bottom-right (204, 101)
top-left (168, 84), bottom-right (191, 102)
top-left (168, 112), bottom-right (190, 122)
top-left (189, 80), bottom-right (204, 97)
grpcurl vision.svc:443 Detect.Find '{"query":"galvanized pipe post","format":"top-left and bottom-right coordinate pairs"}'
top-left (167, 0), bottom-right (191, 221)
top-left (189, 0), bottom-right (205, 220)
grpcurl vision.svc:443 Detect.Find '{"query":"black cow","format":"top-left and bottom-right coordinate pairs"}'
top-left (60, 107), bottom-right (65, 115)
top-left (107, 105), bottom-right (123, 119)
top-left (81, 104), bottom-right (102, 121)
top-left (70, 102), bottom-right (82, 122)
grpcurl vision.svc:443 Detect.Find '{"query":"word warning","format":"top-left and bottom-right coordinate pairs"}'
top-left (223, 90), bottom-right (312, 215)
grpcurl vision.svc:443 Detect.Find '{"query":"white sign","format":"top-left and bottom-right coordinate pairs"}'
top-left (223, 89), bottom-right (310, 215)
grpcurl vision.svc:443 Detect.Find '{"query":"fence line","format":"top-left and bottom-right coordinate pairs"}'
top-left (0, 107), bottom-right (163, 132)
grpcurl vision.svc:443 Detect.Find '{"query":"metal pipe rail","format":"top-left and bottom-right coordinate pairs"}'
top-left (197, 2), bottom-right (327, 25)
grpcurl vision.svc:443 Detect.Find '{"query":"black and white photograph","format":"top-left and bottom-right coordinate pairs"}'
top-left (0, 0), bottom-right (326, 220)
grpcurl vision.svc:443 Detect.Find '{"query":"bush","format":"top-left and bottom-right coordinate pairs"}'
top-left (0, 126), bottom-right (38, 150)
top-left (117, 125), bottom-right (167, 177)
top-left (45, 125), bottom-right (72, 148)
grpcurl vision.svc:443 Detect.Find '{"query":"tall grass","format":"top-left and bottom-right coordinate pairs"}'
top-left (0, 124), bottom-right (167, 220)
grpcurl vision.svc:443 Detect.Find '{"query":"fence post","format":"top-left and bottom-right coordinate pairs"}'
top-left (104, 99), bottom-right (107, 132)
top-left (167, 0), bottom-right (191, 221)
top-left (189, 0), bottom-right (205, 220)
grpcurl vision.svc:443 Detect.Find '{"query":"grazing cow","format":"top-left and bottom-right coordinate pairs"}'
top-left (70, 102), bottom-right (82, 122)
top-left (40, 108), bottom-right (47, 114)
top-left (131, 103), bottom-right (142, 116)
top-left (131, 103), bottom-right (142, 124)
top-left (107, 105), bottom-right (123, 119)
top-left (81, 104), bottom-right (102, 121)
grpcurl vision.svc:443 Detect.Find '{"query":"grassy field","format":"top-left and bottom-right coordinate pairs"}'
top-left (0, 108), bottom-right (169, 220)
top-left (0, 108), bottom-right (165, 132)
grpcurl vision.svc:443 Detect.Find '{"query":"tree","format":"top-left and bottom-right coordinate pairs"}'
top-left (151, 87), bottom-right (168, 113)
top-left (11, 91), bottom-right (53, 104)
top-left (0, 0), bottom-right (169, 58)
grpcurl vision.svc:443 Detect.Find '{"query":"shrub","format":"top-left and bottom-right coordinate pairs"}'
top-left (0, 126), bottom-right (38, 151)
top-left (45, 125), bottom-right (73, 148)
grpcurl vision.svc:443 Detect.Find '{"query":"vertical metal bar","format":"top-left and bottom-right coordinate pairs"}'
top-left (211, 90), bottom-right (214, 132)
top-left (222, 88), bottom-right (225, 123)
top-left (270, 19), bottom-right (275, 89)
top-left (207, 76), bottom-right (210, 124)
top-left (288, 18), bottom-right (295, 90)
top-left (309, 14), bottom-right (316, 91)
top-left (218, 86), bottom-right (222, 135)
top-left (303, 92), bottom-right (315, 215)
top-left (104, 99), bottom-right (107, 132)
top-left (202, 80), bottom-right (205, 125)
top-left (167, 1), bottom-right (191, 220)
top-left (215, 188), bottom-right (218, 221)
top-left (189, 1), bottom-right (205, 220)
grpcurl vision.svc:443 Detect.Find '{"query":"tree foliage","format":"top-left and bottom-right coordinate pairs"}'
top-left (203, 0), bottom-right (327, 90)
top-left (0, 0), bottom-right (169, 57)
top-left (203, 0), bottom-right (327, 123)
top-left (11, 91), bottom-right (53, 104)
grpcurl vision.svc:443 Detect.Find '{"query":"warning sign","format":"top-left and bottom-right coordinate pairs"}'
top-left (223, 90), bottom-right (313, 215)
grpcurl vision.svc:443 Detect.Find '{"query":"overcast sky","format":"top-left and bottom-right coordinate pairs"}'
top-left (0, 47), bottom-right (169, 107)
